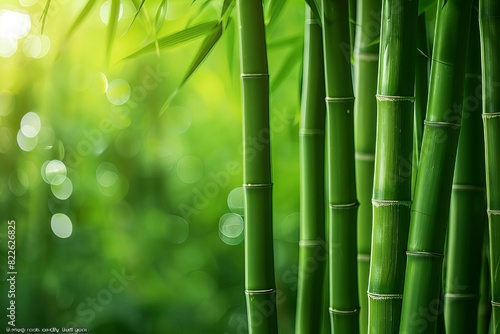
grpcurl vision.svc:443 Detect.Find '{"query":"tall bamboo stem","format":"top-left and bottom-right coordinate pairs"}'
top-left (295, 6), bottom-right (327, 334)
top-left (352, 0), bottom-right (381, 332)
top-left (236, 1), bottom-right (278, 333)
top-left (399, 0), bottom-right (474, 332)
top-left (444, 5), bottom-right (486, 332)
top-left (320, 0), bottom-right (359, 332)
top-left (367, 0), bottom-right (418, 331)
top-left (479, 0), bottom-right (500, 332)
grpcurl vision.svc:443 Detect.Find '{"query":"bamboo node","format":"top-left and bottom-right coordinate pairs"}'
top-left (353, 52), bottom-right (379, 62)
top-left (357, 253), bottom-right (370, 262)
top-left (245, 289), bottom-right (276, 295)
top-left (487, 210), bottom-right (500, 216)
top-left (299, 240), bottom-right (325, 247)
top-left (491, 301), bottom-right (500, 307)
top-left (452, 184), bottom-right (485, 192)
top-left (444, 293), bottom-right (478, 300)
top-left (329, 201), bottom-right (359, 209)
top-left (299, 129), bottom-right (324, 136)
top-left (483, 112), bottom-right (500, 119)
top-left (376, 94), bottom-right (414, 102)
top-left (305, 18), bottom-right (320, 25)
top-left (328, 307), bottom-right (360, 315)
top-left (367, 292), bottom-right (403, 300)
top-left (243, 183), bottom-right (273, 189)
top-left (406, 251), bottom-right (444, 258)
top-left (325, 96), bottom-right (355, 103)
top-left (241, 73), bottom-right (269, 78)
top-left (423, 120), bottom-right (460, 129)
top-left (355, 152), bottom-right (375, 161)
top-left (372, 199), bottom-right (411, 208)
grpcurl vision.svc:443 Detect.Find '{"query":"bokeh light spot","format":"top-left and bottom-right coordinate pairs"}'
top-left (176, 155), bottom-right (203, 184)
top-left (44, 160), bottom-right (67, 185)
top-left (17, 129), bottom-right (37, 151)
top-left (100, 0), bottom-right (124, 24)
top-left (227, 187), bottom-right (244, 216)
top-left (8, 169), bottom-right (29, 196)
top-left (51, 177), bottom-right (73, 200)
top-left (0, 10), bottom-right (31, 39)
top-left (166, 215), bottom-right (189, 244)
top-left (23, 34), bottom-right (50, 58)
top-left (0, 36), bottom-right (17, 58)
top-left (50, 213), bottom-right (73, 238)
top-left (106, 79), bottom-right (131, 105)
top-left (19, 0), bottom-right (39, 6)
top-left (219, 213), bottom-right (244, 245)
top-left (96, 162), bottom-right (125, 197)
top-left (21, 111), bottom-right (41, 138)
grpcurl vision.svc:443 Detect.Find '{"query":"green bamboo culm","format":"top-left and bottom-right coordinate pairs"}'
top-left (399, 0), bottom-right (474, 332)
top-left (412, 13), bottom-right (429, 192)
top-left (295, 6), bottom-right (327, 334)
top-left (444, 5), bottom-right (487, 332)
top-left (479, 0), bottom-right (500, 332)
top-left (236, 1), bottom-right (278, 333)
top-left (478, 233), bottom-right (492, 334)
top-left (367, 0), bottom-right (418, 332)
top-left (320, 0), bottom-right (359, 332)
top-left (352, 0), bottom-right (381, 332)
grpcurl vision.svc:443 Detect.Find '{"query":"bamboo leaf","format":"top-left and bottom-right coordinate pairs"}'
top-left (154, 0), bottom-right (168, 33)
top-left (225, 17), bottom-right (236, 77)
top-left (126, 0), bottom-right (146, 31)
top-left (40, 0), bottom-right (51, 33)
top-left (122, 21), bottom-right (219, 61)
top-left (270, 43), bottom-right (302, 93)
top-left (106, 0), bottom-right (121, 62)
top-left (159, 22), bottom-right (223, 115)
top-left (65, 0), bottom-right (98, 42)
top-left (221, 0), bottom-right (234, 18)
top-left (419, 0), bottom-right (437, 14)
top-left (266, 0), bottom-right (286, 30)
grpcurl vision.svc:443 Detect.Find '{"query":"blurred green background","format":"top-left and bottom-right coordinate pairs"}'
top-left (0, 0), bottom-right (306, 332)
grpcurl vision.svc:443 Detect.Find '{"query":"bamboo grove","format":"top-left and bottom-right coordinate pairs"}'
top-left (236, 0), bottom-right (499, 332)
top-left (41, 0), bottom-right (500, 332)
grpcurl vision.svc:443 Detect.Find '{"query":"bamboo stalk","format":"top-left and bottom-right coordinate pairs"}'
top-left (478, 232), bottom-right (492, 334)
top-left (352, 0), bottom-right (381, 332)
top-left (320, 0), bottom-right (359, 332)
top-left (295, 6), bottom-right (327, 334)
top-left (444, 5), bottom-right (486, 332)
top-left (236, 1), bottom-right (278, 333)
top-left (368, 0), bottom-right (418, 332)
top-left (479, 0), bottom-right (500, 332)
top-left (412, 13), bottom-right (429, 192)
top-left (399, 0), bottom-right (474, 332)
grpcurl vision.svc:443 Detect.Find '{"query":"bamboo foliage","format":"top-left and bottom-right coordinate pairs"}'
top-left (352, 0), bottom-right (381, 332)
top-left (399, 0), bottom-right (474, 332)
top-left (236, 0), bottom-right (278, 333)
top-left (320, 0), bottom-right (359, 332)
top-left (479, 0), bottom-right (500, 332)
top-left (295, 6), bottom-right (327, 334)
top-left (367, 0), bottom-right (418, 332)
top-left (444, 6), bottom-right (486, 333)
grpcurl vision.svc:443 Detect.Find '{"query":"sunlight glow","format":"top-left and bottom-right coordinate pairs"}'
top-left (0, 9), bottom-right (31, 58)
